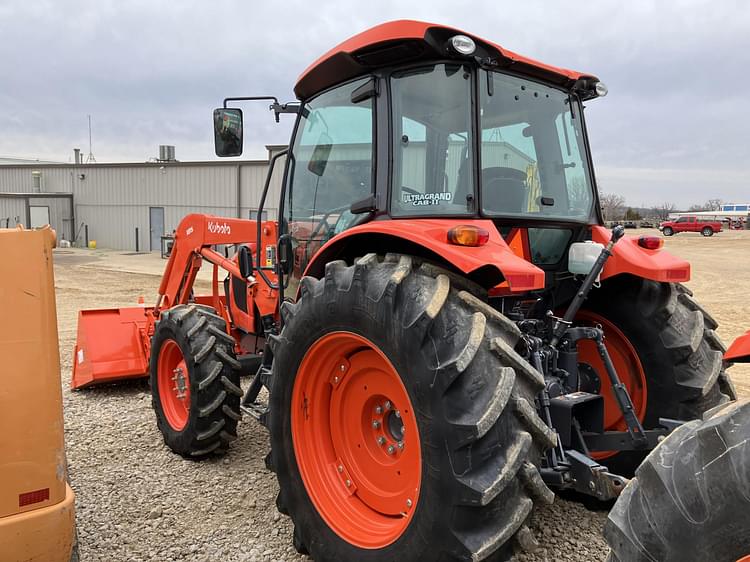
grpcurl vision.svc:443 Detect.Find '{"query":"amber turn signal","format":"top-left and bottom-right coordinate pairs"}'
top-left (447, 225), bottom-right (490, 247)
top-left (638, 236), bottom-right (664, 250)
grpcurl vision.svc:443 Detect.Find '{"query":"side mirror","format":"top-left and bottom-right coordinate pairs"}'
top-left (238, 245), bottom-right (253, 278)
top-left (213, 108), bottom-right (243, 157)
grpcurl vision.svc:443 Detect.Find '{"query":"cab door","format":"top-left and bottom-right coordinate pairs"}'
top-left (279, 77), bottom-right (376, 300)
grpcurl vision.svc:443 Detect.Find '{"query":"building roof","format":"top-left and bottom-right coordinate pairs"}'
top-left (295, 20), bottom-right (596, 99)
top-left (0, 157), bottom-right (65, 166)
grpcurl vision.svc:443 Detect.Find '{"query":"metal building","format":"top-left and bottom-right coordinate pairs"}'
top-left (0, 147), bottom-right (285, 250)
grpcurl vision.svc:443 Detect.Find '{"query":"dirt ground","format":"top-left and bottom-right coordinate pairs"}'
top-left (53, 230), bottom-right (750, 562)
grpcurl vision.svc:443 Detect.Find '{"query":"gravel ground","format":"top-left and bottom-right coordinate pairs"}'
top-left (54, 232), bottom-right (750, 562)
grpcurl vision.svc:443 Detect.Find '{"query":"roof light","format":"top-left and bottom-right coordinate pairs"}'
top-left (447, 225), bottom-right (489, 247)
top-left (450, 35), bottom-right (476, 56)
top-left (595, 81), bottom-right (608, 97)
top-left (638, 236), bottom-right (664, 250)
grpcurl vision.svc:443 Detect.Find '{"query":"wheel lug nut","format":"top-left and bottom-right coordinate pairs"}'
top-left (339, 364), bottom-right (346, 372)
top-left (387, 445), bottom-right (396, 455)
top-left (395, 410), bottom-right (401, 418)
top-left (375, 405), bottom-right (383, 415)
top-left (406, 498), bottom-right (413, 508)
top-left (372, 420), bottom-right (381, 429)
top-left (384, 401), bottom-right (392, 410)
top-left (377, 436), bottom-right (386, 445)
top-left (397, 441), bottom-right (404, 450)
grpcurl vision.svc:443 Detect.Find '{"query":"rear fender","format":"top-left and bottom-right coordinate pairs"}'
top-left (302, 219), bottom-right (545, 293)
top-left (592, 225), bottom-right (691, 283)
top-left (725, 331), bottom-right (750, 363)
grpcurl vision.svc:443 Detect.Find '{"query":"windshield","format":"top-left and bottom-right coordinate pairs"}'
top-left (480, 71), bottom-right (594, 220)
top-left (389, 66), bottom-right (595, 221)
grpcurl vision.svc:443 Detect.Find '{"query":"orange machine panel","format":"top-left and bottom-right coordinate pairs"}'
top-left (0, 226), bottom-right (75, 561)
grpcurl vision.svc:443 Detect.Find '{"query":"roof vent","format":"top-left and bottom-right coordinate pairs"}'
top-left (158, 145), bottom-right (176, 162)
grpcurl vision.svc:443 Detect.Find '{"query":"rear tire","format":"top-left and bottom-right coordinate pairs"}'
top-left (604, 400), bottom-right (750, 562)
top-left (150, 304), bottom-right (242, 458)
top-left (580, 277), bottom-right (734, 476)
top-left (268, 254), bottom-right (555, 562)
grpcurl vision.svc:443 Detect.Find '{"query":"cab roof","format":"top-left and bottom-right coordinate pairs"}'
top-left (295, 20), bottom-right (597, 100)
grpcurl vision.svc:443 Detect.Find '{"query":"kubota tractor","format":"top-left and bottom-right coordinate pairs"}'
top-left (73, 21), bottom-right (737, 561)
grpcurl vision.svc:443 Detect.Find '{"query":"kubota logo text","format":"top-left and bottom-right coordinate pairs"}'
top-left (207, 221), bottom-right (231, 235)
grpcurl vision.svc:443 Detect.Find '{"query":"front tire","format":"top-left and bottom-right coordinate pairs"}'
top-left (662, 226), bottom-right (674, 236)
top-left (579, 277), bottom-right (735, 476)
top-left (701, 226), bottom-right (714, 236)
top-left (605, 400), bottom-right (750, 562)
top-left (150, 304), bottom-right (242, 458)
top-left (268, 254), bottom-right (555, 562)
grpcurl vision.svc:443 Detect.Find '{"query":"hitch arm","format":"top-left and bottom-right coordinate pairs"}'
top-left (550, 225), bottom-right (625, 347)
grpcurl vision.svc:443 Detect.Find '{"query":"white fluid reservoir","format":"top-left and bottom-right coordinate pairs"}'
top-left (568, 241), bottom-right (605, 276)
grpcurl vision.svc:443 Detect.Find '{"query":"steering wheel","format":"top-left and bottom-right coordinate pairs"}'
top-left (308, 204), bottom-right (351, 245)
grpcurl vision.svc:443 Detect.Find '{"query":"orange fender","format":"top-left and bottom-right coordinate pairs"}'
top-left (726, 331), bottom-right (750, 363)
top-left (592, 226), bottom-right (691, 283)
top-left (304, 219), bottom-right (546, 293)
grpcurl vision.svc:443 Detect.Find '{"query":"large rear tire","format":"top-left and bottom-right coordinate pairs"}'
top-left (604, 400), bottom-right (750, 562)
top-left (150, 304), bottom-right (242, 458)
top-left (268, 254), bottom-right (555, 562)
top-left (579, 277), bottom-right (735, 476)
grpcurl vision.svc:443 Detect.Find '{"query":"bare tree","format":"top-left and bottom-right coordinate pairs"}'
top-left (652, 202), bottom-right (676, 221)
top-left (706, 198), bottom-right (724, 211)
top-left (599, 192), bottom-right (626, 221)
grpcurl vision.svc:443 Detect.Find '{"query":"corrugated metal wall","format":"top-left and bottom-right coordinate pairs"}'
top-left (0, 155), bottom-right (285, 250)
top-left (0, 198), bottom-right (25, 228)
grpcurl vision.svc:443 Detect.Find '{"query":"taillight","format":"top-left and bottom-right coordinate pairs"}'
top-left (19, 488), bottom-right (49, 507)
top-left (638, 236), bottom-right (664, 250)
top-left (447, 225), bottom-right (489, 247)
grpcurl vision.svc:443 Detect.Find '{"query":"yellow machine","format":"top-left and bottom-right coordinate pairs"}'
top-left (0, 226), bottom-right (76, 561)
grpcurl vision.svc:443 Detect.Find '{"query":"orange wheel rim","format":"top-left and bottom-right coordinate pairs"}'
top-left (291, 331), bottom-right (421, 549)
top-left (576, 311), bottom-right (647, 461)
top-left (157, 339), bottom-right (191, 431)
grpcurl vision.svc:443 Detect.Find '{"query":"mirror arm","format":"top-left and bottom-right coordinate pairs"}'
top-left (223, 96), bottom-right (299, 123)
top-left (223, 95), bottom-right (279, 108)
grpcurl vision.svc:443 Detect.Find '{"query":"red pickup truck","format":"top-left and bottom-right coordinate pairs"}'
top-left (660, 216), bottom-right (723, 236)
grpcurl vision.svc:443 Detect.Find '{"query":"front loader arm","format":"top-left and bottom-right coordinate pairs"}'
top-left (72, 214), bottom-right (278, 390)
top-left (157, 214), bottom-right (278, 311)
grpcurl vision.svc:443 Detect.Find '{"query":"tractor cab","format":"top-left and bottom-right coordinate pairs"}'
top-left (215, 21), bottom-right (610, 299)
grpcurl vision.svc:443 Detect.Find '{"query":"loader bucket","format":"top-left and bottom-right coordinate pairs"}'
top-left (71, 306), bottom-right (154, 389)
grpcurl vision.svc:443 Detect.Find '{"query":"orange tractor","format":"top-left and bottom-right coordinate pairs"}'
top-left (73, 21), bottom-right (737, 561)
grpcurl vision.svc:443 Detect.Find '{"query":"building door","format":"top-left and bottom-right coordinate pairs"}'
top-left (29, 206), bottom-right (50, 228)
top-left (149, 207), bottom-right (165, 252)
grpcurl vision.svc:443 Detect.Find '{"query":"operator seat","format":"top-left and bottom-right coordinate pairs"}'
top-left (481, 167), bottom-right (528, 213)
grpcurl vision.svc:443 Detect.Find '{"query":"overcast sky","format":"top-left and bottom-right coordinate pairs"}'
top-left (1, 0), bottom-right (748, 207)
